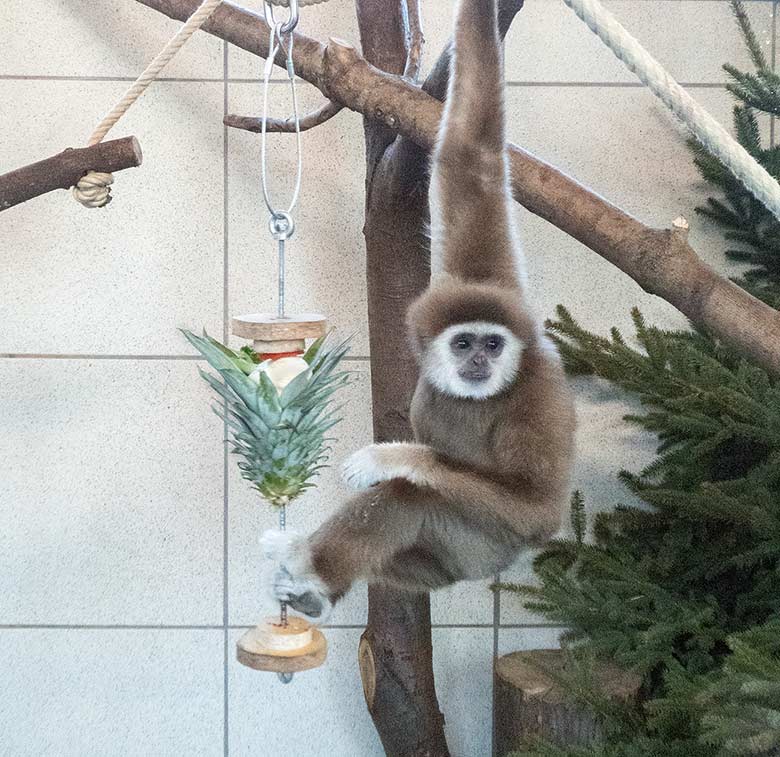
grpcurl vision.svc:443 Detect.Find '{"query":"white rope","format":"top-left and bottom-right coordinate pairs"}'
top-left (564, 0), bottom-right (780, 222)
top-left (267, 0), bottom-right (330, 5)
top-left (73, 0), bottom-right (223, 208)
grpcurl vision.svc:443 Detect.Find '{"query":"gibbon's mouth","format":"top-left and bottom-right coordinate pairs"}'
top-left (459, 370), bottom-right (490, 382)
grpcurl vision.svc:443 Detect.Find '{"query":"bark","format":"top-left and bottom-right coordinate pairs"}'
top-left (224, 99), bottom-right (343, 133)
top-left (0, 137), bottom-right (143, 212)
top-left (135, 0), bottom-right (780, 374)
top-left (355, 2), bottom-right (447, 754)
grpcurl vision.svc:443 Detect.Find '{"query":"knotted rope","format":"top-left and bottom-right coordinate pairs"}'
top-left (73, 0), bottom-right (223, 208)
top-left (564, 0), bottom-right (780, 222)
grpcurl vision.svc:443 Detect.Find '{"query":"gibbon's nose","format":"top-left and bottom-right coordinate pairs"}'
top-left (472, 353), bottom-right (488, 367)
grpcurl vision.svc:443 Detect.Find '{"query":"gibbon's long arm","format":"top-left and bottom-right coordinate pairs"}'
top-left (429, 0), bottom-right (520, 287)
top-left (342, 442), bottom-right (559, 540)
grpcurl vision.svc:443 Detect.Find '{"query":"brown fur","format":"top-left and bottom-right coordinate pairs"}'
top-left (298, 0), bottom-right (576, 603)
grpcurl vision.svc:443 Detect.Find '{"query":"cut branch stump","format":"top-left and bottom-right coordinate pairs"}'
top-left (494, 650), bottom-right (641, 755)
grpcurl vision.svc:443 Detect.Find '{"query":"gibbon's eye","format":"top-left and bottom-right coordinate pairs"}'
top-left (451, 334), bottom-right (473, 351)
top-left (485, 335), bottom-right (505, 352)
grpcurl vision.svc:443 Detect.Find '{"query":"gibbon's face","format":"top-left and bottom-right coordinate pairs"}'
top-left (425, 321), bottom-right (523, 399)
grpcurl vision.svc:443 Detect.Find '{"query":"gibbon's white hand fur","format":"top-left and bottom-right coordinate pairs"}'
top-left (260, 0), bottom-right (576, 622)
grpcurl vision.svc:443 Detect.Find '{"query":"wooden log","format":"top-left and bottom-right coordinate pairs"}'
top-left (494, 650), bottom-right (641, 755)
top-left (0, 137), bottom-right (143, 212)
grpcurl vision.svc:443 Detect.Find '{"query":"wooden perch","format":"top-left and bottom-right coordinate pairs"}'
top-left (224, 99), bottom-right (343, 133)
top-left (0, 137), bottom-right (143, 212)
top-left (134, 0), bottom-right (780, 374)
top-left (403, 0), bottom-right (424, 80)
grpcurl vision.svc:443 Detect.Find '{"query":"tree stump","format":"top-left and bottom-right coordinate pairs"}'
top-left (494, 650), bottom-right (641, 755)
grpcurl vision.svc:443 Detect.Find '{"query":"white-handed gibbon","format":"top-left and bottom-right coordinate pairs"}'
top-left (261, 0), bottom-right (576, 621)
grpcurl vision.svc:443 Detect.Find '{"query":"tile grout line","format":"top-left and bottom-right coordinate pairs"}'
top-left (491, 575), bottom-right (500, 757)
top-left (222, 39), bottom-right (231, 757)
top-left (0, 73), bottom-right (743, 89)
top-left (0, 354), bottom-right (205, 360)
top-left (0, 622), bottom-right (558, 630)
top-left (0, 353), bottom-right (372, 362)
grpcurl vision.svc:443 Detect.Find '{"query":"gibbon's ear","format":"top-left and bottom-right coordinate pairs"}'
top-left (406, 278), bottom-right (537, 359)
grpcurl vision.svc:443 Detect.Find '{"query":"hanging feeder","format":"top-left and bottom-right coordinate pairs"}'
top-left (231, 0), bottom-right (334, 683)
top-left (184, 0), bottom-right (349, 685)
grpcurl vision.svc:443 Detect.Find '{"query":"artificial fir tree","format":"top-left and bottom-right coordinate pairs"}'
top-left (500, 3), bottom-right (780, 754)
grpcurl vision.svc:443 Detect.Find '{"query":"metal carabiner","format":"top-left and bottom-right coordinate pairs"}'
top-left (263, 0), bottom-right (300, 35)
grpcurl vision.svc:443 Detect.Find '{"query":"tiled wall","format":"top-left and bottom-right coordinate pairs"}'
top-left (1, 1), bottom-right (772, 755)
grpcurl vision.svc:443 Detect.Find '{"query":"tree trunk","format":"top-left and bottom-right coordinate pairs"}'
top-left (354, 1), bottom-right (448, 753)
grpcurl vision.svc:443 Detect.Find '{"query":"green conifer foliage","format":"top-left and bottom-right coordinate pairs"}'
top-left (689, 0), bottom-right (780, 307)
top-left (501, 4), bottom-right (780, 754)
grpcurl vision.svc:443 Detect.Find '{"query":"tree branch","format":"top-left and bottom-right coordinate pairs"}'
top-left (0, 137), bottom-right (143, 212)
top-left (223, 99), bottom-right (343, 133)
top-left (403, 0), bottom-right (424, 81)
top-left (133, 0), bottom-right (780, 374)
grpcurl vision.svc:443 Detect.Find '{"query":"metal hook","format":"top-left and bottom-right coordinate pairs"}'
top-left (263, 0), bottom-right (299, 35)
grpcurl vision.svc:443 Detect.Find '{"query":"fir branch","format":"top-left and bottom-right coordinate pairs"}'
top-left (730, 0), bottom-right (770, 73)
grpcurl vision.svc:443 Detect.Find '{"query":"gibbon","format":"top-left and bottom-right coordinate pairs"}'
top-left (262, 0), bottom-right (576, 621)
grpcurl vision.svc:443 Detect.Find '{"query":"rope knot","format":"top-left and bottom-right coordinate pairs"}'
top-left (72, 171), bottom-right (114, 208)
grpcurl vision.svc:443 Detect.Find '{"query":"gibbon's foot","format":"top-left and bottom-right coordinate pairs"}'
top-left (260, 529), bottom-right (333, 624)
top-left (260, 528), bottom-right (302, 564)
top-left (270, 565), bottom-right (333, 623)
top-left (342, 443), bottom-right (433, 490)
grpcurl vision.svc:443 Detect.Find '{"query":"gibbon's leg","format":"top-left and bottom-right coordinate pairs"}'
top-left (262, 480), bottom-right (432, 615)
top-left (430, 0), bottom-right (519, 285)
top-left (380, 545), bottom-right (460, 592)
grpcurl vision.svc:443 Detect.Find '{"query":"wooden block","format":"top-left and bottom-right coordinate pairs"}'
top-left (494, 649), bottom-right (641, 755)
top-left (231, 313), bottom-right (327, 343)
top-left (236, 623), bottom-right (327, 674)
top-left (251, 339), bottom-right (307, 354)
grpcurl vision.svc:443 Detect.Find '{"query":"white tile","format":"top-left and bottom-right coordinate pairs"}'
top-left (497, 626), bottom-right (565, 655)
top-left (227, 361), bottom-right (373, 626)
top-left (432, 627), bottom-right (495, 757)
top-left (0, 359), bottom-right (224, 624)
top-left (0, 79), bottom-right (224, 355)
top-left (228, 626), bottom-right (384, 755)
top-left (431, 576), bottom-right (495, 626)
top-left (0, 629), bottom-right (224, 757)
top-left (0, 0), bottom-right (223, 78)
top-left (506, 85), bottom-right (760, 338)
top-left (227, 82), bottom-right (371, 356)
top-left (419, 0), bottom-right (772, 84)
top-left (230, 629), bottom-right (496, 756)
top-left (227, 0), bottom-right (362, 81)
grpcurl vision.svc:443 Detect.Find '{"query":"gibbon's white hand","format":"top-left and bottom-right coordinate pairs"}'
top-left (342, 443), bottom-right (436, 490)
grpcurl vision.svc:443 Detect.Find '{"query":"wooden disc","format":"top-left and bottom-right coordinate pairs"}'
top-left (231, 313), bottom-right (327, 343)
top-left (237, 622), bottom-right (327, 673)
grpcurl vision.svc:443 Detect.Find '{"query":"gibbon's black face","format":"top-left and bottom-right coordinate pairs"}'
top-left (449, 331), bottom-right (506, 383)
